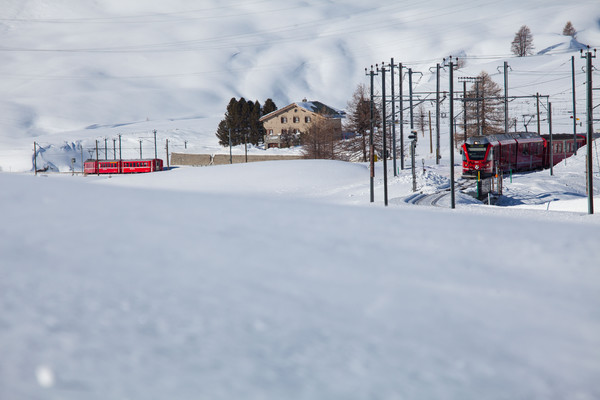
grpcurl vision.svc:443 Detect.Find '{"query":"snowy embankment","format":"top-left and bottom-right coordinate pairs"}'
top-left (1, 164), bottom-right (599, 400)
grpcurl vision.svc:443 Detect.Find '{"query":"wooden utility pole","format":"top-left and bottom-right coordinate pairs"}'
top-left (446, 57), bottom-right (459, 209)
top-left (365, 65), bottom-right (376, 203)
top-left (95, 140), bottom-right (99, 176)
top-left (166, 139), bottom-right (170, 170)
top-left (391, 58), bottom-right (397, 176)
top-left (428, 111), bottom-right (433, 154)
top-left (504, 61), bottom-right (509, 135)
top-left (399, 62), bottom-right (405, 170)
top-left (378, 62), bottom-right (388, 207)
top-left (572, 56), bottom-right (578, 155)
top-left (435, 63), bottom-right (440, 164)
top-left (33, 142), bottom-right (37, 175)
top-left (582, 48), bottom-right (596, 214)
top-left (536, 92), bottom-right (541, 134)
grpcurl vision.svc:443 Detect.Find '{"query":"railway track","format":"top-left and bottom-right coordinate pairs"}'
top-left (402, 178), bottom-right (476, 207)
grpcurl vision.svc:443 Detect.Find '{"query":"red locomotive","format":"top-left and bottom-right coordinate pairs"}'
top-left (461, 133), bottom-right (586, 178)
top-left (84, 158), bottom-right (163, 175)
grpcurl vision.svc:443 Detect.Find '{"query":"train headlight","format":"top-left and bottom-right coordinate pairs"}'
top-left (475, 165), bottom-right (479, 170)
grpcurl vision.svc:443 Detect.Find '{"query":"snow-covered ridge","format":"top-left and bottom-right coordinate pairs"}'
top-left (1, 0), bottom-right (599, 142)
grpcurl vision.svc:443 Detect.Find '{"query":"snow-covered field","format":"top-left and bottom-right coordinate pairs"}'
top-left (2, 0), bottom-right (600, 399)
top-left (1, 159), bottom-right (600, 400)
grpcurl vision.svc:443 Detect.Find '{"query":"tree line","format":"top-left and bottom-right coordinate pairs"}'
top-left (216, 97), bottom-right (277, 147)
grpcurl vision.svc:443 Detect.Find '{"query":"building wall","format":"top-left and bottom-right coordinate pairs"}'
top-left (262, 105), bottom-right (342, 148)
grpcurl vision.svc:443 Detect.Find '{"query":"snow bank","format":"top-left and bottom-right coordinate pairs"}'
top-left (1, 169), bottom-right (599, 400)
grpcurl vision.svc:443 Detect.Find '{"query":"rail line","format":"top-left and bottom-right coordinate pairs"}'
top-left (402, 178), bottom-right (476, 207)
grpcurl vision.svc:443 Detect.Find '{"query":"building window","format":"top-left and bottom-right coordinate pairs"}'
top-left (305, 116), bottom-right (311, 123)
top-left (281, 117), bottom-right (288, 123)
top-left (293, 117), bottom-right (300, 123)
top-left (268, 129), bottom-right (273, 135)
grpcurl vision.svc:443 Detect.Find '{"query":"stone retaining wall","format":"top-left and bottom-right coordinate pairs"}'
top-left (171, 153), bottom-right (303, 166)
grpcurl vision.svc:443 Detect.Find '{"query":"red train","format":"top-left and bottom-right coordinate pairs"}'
top-left (84, 158), bottom-right (163, 175)
top-left (461, 133), bottom-right (586, 178)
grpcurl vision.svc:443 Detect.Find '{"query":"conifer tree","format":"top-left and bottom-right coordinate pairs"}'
top-left (248, 100), bottom-right (263, 145)
top-left (262, 98), bottom-right (277, 115)
top-left (216, 97), bottom-right (271, 147)
top-left (216, 97), bottom-right (242, 147)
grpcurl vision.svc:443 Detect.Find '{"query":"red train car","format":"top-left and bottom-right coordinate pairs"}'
top-left (544, 134), bottom-right (587, 167)
top-left (461, 133), bottom-right (585, 178)
top-left (84, 159), bottom-right (163, 175)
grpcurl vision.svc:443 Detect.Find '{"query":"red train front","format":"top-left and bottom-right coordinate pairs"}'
top-left (461, 136), bottom-right (496, 178)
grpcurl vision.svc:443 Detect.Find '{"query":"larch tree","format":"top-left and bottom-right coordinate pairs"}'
top-left (563, 21), bottom-right (576, 37)
top-left (301, 116), bottom-right (343, 160)
top-left (511, 25), bottom-right (534, 57)
top-left (464, 71), bottom-right (504, 138)
top-left (342, 83), bottom-right (382, 162)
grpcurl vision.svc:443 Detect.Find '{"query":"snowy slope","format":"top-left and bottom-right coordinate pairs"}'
top-left (1, 0), bottom-right (599, 164)
top-left (1, 166), bottom-right (599, 400)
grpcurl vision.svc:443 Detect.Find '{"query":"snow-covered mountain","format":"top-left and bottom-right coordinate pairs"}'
top-left (1, 0), bottom-right (599, 151)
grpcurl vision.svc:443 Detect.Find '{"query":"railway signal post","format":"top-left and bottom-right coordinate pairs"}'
top-left (409, 131), bottom-right (417, 192)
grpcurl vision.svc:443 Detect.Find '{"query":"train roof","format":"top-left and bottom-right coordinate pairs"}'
top-left (465, 132), bottom-right (586, 146)
top-left (465, 132), bottom-right (541, 145)
top-left (84, 158), bottom-right (162, 162)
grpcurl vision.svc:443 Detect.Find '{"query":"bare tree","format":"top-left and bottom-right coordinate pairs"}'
top-left (464, 71), bottom-right (504, 138)
top-left (301, 117), bottom-right (343, 160)
top-left (511, 25), bottom-right (534, 57)
top-left (563, 21), bottom-right (576, 37)
top-left (342, 83), bottom-right (382, 161)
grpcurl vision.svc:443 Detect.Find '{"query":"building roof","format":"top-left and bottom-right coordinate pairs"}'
top-left (295, 101), bottom-right (345, 118)
top-left (260, 100), bottom-right (345, 121)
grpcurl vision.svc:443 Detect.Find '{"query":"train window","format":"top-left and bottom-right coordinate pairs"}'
top-left (466, 144), bottom-right (487, 160)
